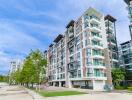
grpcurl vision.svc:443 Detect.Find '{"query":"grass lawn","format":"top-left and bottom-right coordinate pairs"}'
top-left (37, 91), bottom-right (86, 97)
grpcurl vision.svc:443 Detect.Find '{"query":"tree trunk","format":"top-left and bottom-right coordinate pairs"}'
top-left (31, 83), bottom-right (34, 88)
top-left (26, 83), bottom-right (29, 87)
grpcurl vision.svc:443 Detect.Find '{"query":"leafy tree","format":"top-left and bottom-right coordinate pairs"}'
top-left (112, 68), bottom-right (125, 88)
top-left (0, 75), bottom-right (8, 82)
top-left (28, 50), bottom-right (47, 90)
top-left (9, 49), bottom-right (47, 89)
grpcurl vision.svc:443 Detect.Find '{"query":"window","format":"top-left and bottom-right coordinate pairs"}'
top-left (86, 58), bottom-right (92, 66)
top-left (78, 70), bottom-right (81, 78)
top-left (70, 56), bottom-right (74, 62)
top-left (87, 68), bottom-right (93, 77)
top-left (77, 52), bottom-right (80, 61)
top-left (93, 59), bottom-right (103, 66)
top-left (77, 43), bottom-right (81, 51)
top-left (69, 47), bottom-right (74, 55)
top-left (84, 22), bottom-right (89, 28)
top-left (76, 34), bottom-right (81, 44)
top-left (86, 48), bottom-right (91, 56)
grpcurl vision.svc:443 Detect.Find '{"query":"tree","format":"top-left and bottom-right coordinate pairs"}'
top-left (9, 49), bottom-right (47, 89)
top-left (29, 50), bottom-right (47, 90)
top-left (112, 68), bottom-right (125, 88)
top-left (0, 75), bottom-right (8, 82)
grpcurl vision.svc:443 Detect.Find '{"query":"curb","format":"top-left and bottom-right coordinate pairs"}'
top-left (24, 87), bottom-right (46, 100)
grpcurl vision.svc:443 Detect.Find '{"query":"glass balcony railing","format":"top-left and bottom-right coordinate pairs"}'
top-left (90, 24), bottom-right (101, 30)
top-left (90, 16), bottom-right (100, 21)
top-left (92, 52), bottom-right (103, 56)
top-left (92, 43), bottom-right (103, 47)
top-left (91, 32), bottom-right (102, 38)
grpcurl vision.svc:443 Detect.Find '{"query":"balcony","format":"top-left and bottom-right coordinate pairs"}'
top-left (90, 17), bottom-right (101, 24)
top-left (68, 61), bottom-right (79, 72)
top-left (92, 54), bottom-right (104, 59)
top-left (92, 43), bottom-right (103, 49)
top-left (91, 34), bottom-right (102, 41)
top-left (90, 24), bottom-right (101, 33)
top-left (69, 32), bottom-right (74, 38)
top-left (86, 74), bottom-right (107, 80)
top-left (68, 40), bottom-right (75, 48)
top-left (110, 42), bottom-right (116, 46)
top-left (112, 59), bottom-right (119, 62)
top-left (94, 77), bottom-right (107, 80)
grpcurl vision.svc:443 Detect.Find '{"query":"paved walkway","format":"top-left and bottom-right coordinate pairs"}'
top-left (0, 84), bottom-right (132, 100)
top-left (0, 84), bottom-right (33, 100)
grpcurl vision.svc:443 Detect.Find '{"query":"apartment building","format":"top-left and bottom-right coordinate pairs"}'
top-left (105, 15), bottom-right (119, 68)
top-left (124, 0), bottom-right (132, 40)
top-left (121, 0), bottom-right (132, 85)
top-left (9, 60), bottom-right (23, 74)
top-left (119, 40), bottom-right (132, 85)
top-left (45, 7), bottom-right (118, 91)
top-left (9, 59), bottom-right (23, 84)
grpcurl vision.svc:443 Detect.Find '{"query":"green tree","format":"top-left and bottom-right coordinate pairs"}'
top-left (0, 75), bottom-right (8, 82)
top-left (9, 49), bottom-right (47, 89)
top-left (29, 50), bottom-right (47, 90)
top-left (112, 68), bottom-right (125, 88)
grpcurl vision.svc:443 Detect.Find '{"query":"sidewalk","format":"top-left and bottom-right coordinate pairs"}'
top-left (0, 85), bottom-right (33, 100)
top-left (25, 88), bottom-right (46, 100)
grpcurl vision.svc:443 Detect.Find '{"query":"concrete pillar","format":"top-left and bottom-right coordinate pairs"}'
top-left (59, 81), bottom-right (61, 87)
top-left (92, 80), bottom-right (95, 90)
top-left (53, 82), bottom-right (55, 86)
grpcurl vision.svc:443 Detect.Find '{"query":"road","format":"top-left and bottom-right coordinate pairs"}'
top-left (0, 83), bottom-right (33, 100)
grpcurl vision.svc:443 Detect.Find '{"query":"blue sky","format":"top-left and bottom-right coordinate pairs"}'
top-left (0, 0), bottom-right (130, 75)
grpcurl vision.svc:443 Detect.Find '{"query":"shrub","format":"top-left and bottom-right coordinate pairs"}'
top-left (115, 86), bottom-right (125, 90)
top-left (128, 87), bottom-right (132, 91)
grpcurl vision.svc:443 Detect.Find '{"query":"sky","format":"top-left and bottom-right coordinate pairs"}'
top-left (0, 0), bottom-right (131, 75)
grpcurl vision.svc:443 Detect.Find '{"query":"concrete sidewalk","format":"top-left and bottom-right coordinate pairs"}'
top-left (0, 85), bottom-right (33, 100)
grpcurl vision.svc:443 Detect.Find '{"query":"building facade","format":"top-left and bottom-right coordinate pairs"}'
top-left (124, 0), bottom-right (132, 40)
top-left (9, 60), bottom-right (23, 74)
top-left (9, 59), bottom-right (23, 84)
top-left (44, 7), bottom-right (118, 91)
top-left (105, 15), bottom-right (119, 68)
top-left (120, 41), bottom-right (132, 85)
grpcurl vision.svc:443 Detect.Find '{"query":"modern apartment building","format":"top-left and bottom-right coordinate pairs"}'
top-left (122, 0), bottom-right (132, 85)
top-left (9, 60), bottom-right (23, 74)
top-left (105, 15), bottom-right (119, 68)
top-left (9, 59), bottom-right (23, 84)
top-left (119, 40), bottom-right (132, 85)
top-left (44, 7), bottom-right (118, 91)
top-left (124, 0), bottom-right (132, 40)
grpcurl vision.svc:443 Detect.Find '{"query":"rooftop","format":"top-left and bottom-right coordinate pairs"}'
top-left (54, 34), bottom-right (64, 43)
top-left (120, 40), bottom-right (132, 45)
top-left (66, 20), bottom-right (75, 28)
top-left (105, 15), bottom-right (116, 22)
top-left (44, 50), bottom-right (47, 53)
top-left (124, 0), bottom-right (132, 5)
top-left (49, 44), bottom-right (54, 47)
top-left (83, 7), bottom-right (103, 18)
